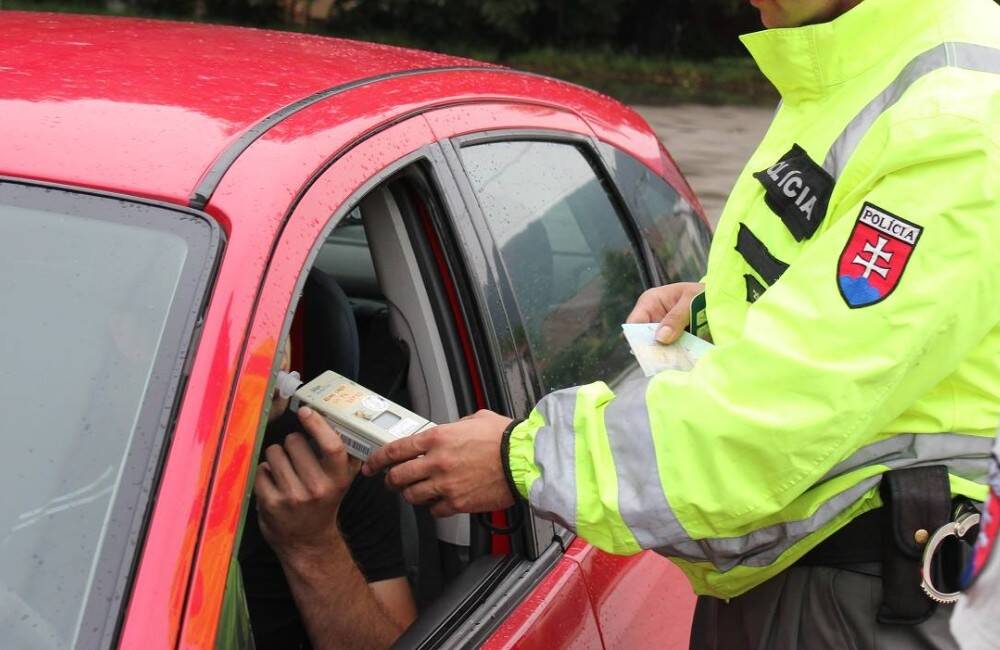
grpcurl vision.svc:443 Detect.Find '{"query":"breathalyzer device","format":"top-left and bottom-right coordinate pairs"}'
top-left (278, 370), bottom-right (435, 460)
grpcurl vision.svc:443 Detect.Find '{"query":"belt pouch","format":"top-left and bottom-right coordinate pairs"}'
top-left (877, 465), bottom-right (951, 625)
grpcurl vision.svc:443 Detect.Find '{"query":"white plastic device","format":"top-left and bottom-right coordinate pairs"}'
top-left (284, 370), bottom-right (435, 460)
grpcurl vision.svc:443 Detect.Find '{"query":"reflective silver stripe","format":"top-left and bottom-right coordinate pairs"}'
top-left (528, 387), bottom-right (582, 531)
top-left (657, 475), bottom-right (883, 571)
top-left (605, 376), bottom-right (690, 551)
top-left (820, 433), bottom-right (995, 484)
top-left (824, 42), bottom-right (1000, 179)
top-left (657, 432), bottom-right (992, 570)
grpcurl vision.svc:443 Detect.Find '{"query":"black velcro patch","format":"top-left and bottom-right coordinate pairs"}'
top-left (745, 274), bottom-right (766, 303)
top-left (753, 144), bottom-right (833, 241)
top-left (735, 223), bottom-right (789, 285)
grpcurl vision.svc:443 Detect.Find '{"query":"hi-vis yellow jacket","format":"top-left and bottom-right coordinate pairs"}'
top-left (506, 0), bottom-right (1000, 598)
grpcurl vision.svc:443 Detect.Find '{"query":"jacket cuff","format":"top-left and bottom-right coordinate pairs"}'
top-left (500, 419), bottom-right (524, 502)
top-left (506, 416), bottom-right (543, 500)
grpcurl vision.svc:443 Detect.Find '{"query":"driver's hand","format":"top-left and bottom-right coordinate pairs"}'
top-left (626, 282), bottom-right (705, 344)
top-left (254, 407), bottom-right (360, 557)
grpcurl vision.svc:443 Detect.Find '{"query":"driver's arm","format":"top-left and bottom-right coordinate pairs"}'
top-left (254, 407), bottom-right (416, 649)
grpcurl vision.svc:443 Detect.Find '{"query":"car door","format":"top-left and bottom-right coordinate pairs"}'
top-left (181, 105), bottom-right (602, 649)
top-left (428, 105), bottom-right (710, 648)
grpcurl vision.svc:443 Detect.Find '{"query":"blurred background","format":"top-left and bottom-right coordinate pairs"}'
top-left (1, 0), bottom-right (775, 105)
top-left (1, 0), bottom-right (780, 220)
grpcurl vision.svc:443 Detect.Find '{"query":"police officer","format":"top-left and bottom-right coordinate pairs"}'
top-left (951, 433), bottom-right (1000, 649)
top-left (363, 0), bottom-right (1000, 646)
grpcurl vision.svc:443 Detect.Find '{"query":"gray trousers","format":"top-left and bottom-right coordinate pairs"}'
top-left (689, 563), bottom-right (958, 650)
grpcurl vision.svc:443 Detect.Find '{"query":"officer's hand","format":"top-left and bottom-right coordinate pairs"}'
top-left (254, 406), bottom-right (361, 557)
top-left (361, 410), bottom-right (516, 518)
top-left (626, 282), bottom-right (705, 344)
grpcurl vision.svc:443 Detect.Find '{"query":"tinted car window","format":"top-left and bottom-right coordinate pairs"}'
top-left (461, 140), bottom-right (645, 391)
top-left (0, 184), bottom-right (216, 647)
top-left (601, 144), bottom-right (711, 283)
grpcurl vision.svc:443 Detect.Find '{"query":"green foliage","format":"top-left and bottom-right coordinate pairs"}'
top-left (324, 0), bottom-right (761, 59)
top-left (4, 0), bottom-right (774, 104)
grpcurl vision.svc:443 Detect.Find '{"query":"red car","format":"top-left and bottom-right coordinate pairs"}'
top-left (0, 12), bottom-right (709, 649)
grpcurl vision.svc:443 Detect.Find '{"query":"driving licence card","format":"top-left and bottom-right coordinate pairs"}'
top-left (621, 323), bottom-right (714, 376)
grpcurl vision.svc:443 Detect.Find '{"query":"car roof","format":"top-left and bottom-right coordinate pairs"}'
top-left (0, 12), bottom-right (492, 204)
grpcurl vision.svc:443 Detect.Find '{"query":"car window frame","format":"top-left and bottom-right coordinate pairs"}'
top-left (0, 176), bottom-right (223, 649)
top-left (212, 146), bottom-right (444, 650)
top-left (210, 131), bottom-right (550, 648)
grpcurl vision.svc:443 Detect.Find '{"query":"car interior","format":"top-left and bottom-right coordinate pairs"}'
top-left (236, 164), bottom-right (534, 648)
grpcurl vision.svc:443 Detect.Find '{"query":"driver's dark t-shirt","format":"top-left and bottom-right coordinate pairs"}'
top-left (239, 410), bottom-right (407, 649)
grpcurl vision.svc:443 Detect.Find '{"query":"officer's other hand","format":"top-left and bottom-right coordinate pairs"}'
top-left (254, 406), bottom-right (361, 557)
top-left (362, 410), bottom-right (516, 518)
top-left (626, 282), bottom-right (705, 344)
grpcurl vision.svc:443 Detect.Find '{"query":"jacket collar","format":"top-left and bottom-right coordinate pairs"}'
top-left (740, 0), bottom-right (954, 101)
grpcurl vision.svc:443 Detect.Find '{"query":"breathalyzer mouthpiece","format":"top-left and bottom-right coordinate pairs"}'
top-left (275, 370), bottom-right (303, 399)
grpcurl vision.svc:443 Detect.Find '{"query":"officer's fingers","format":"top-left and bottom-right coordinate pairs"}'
top-left (656, 298), bottom-right (692, 344)
top-left (627, 285), bottom-right (688, 324)
top-left (385, 456), bottom-right (435, 490)
top-left (401, 480), bottom-right (442, 505)
top-left (430, 500), bottom-right (459, 518)
top-left (625, 301), bottom-right (654, 324)
top-left (626, 290), bottom-right (662, 324)
top-left (363, 429), bottom-right (433, 476)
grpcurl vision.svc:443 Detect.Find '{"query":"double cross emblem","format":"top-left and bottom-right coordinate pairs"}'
top-left (852, 236), bottom-right (893, 280)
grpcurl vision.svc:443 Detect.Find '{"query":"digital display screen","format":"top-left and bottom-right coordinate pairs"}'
top-left (372, 411), bottom-right (402, 430)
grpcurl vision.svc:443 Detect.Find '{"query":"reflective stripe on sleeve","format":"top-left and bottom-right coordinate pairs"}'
top-left (825, 42), bottom-right (1000, 179)
top-left (525, 386), bottom-right (581, 532)
top-left (604, 376), bottom-right (691, 551)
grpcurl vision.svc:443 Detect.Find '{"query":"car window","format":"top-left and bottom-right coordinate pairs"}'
top-left (460, 140), bottom-right (645, 392)
top-left (0, 183), bottom-right (217, 647)
top-left (601, 144), bottom-right (711, 283)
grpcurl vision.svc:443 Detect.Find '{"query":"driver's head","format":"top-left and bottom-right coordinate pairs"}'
top-left (749, 0), bottom-right (864, 28)
top-left (269, 337), bottom-right (292, 423)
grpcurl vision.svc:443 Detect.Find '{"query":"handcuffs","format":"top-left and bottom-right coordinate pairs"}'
top-left (920, 510), bottom-right (980, 603)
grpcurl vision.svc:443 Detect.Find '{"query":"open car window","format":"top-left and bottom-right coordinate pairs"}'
top-left (226, 156), bottom-right (535, 650)
top-left (0, 181), bottom-right (219, 649)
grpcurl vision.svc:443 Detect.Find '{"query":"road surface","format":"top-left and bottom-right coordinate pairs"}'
top-left (635, 104), bottom-right (775, 225)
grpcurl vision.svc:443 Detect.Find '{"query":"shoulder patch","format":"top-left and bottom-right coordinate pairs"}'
top-left (837, 203), bottom-right (923, 308)
top-left (753, 144), bottom-right (833, 241)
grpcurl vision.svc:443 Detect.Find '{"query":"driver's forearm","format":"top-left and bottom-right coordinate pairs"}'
top-left (277, 533), bottom-right (403, 650)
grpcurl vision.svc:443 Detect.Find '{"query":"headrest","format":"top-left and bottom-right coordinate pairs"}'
top-left (300, 269), bottom-right (360, 382)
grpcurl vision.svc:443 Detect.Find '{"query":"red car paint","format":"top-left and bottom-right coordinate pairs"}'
top-left (0, 12), bottom-right (698, 648)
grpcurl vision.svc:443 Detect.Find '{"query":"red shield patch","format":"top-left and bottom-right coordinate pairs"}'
top-left (837, 203), bottom-right (923, 308)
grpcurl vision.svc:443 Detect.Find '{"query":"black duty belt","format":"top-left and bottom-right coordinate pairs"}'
top-left (794, 466), bottom-right (979, 625)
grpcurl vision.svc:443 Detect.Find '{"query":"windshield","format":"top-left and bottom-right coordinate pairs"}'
top-left (0, 182), bottom-right (218, 648)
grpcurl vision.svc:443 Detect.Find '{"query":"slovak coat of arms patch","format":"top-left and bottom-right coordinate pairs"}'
top-left (837, 203), bottom-right (923, 308)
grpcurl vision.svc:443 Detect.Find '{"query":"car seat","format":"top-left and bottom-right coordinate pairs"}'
top-left (298, 268), bottom-right (361, 383)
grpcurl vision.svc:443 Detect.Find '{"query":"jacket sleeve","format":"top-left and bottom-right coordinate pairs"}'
top-left (507, 112), bottom-right (1000, 567)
